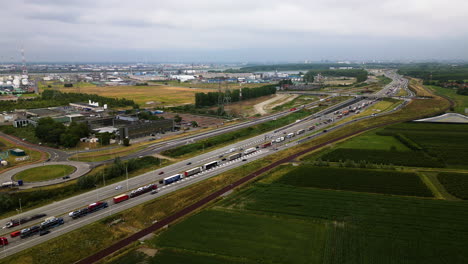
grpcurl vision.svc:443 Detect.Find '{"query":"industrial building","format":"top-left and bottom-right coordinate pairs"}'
top-left (118, 119), bottom-right (174, 139)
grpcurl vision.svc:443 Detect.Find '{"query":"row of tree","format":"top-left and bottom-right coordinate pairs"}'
top-left (35, 117), bottom-right (90, 147)
top-left (195, 85), bottom-right (277, 107)
top-left (0, 90), bottom-right (138, 111)
top-left (76, 157), bottom-right (161, 189)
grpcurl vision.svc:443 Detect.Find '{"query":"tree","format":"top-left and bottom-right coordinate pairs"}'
top-left (35, 117), bottom-right (66, 145)
top-left (60, 133), bottom-right (80, 148)
top-left (123, 138), bottom-right (130, 146)
top-left (174, 114), bottom-right (182, 123)
top-left (0, 193), bottom-right (13, 211)
top-left (303, 71), bottom-right (315, 82)
top-left (98, 132), bottom-right (112, 146)
top-left (191, 121), bottom-right (199, 127)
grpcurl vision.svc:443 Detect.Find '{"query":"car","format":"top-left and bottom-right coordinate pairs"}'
top-left (150, 190), bottom-right (158, 195)
top-left (218, 155), bottom-right (224, 158)
top-left (186, 162), bottom-right (192, 165)
top-left (115, 185), bottom-right (122, 190)
top-left (221, 158), bottom-right (227, 161)
top-left (242, 159), bottom-right (247, 162)
top-left (158, 171), bottom-right (164, 175)
top-left (39, 230), bottom-right (50, 236)
top-left (62, 175), bottom-right (70, 180)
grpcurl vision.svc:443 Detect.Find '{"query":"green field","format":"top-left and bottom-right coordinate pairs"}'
top-left (315, 122), bottom-right (468, 168)
top-left (381, 123), bottom-right (468, 167)
top-left (276, 166), bottom-right (432, 197)
top-left (151, 182), bottom-right (468, 264)
top-left (13, 165), bottom-right (75, 182)
top-left (320, 148), bottom-right (442, 167)
top-left (337, 130), bottom-right (410, 151)
top-left (437, 172), bottom-right (468, 200)
top-left (154, 210), bottom-right (328, 264)
top-left (427, 85), bottom-right (468, 114)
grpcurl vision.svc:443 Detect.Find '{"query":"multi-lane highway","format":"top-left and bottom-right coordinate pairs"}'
top-left (0, 70), bottom-right (408, 258)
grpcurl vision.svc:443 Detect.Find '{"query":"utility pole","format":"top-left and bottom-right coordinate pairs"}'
top-left (126, 165), bottom-right (129, 191)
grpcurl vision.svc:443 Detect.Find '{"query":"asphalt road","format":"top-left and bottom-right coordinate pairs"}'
top-left (0, 71), bottom-right (406, 258)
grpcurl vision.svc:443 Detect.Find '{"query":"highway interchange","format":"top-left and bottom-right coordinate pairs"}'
top-left (0, 70), bottom-right (411, 258)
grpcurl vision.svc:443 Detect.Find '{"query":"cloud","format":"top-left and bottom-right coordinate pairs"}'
top-left (0, 0), bottom-right (467, 62)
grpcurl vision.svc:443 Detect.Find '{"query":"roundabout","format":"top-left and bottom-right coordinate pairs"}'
top-left (13, 165), bottom-right (76, 182)
top-left (0, 161), bottom-right (91, 189)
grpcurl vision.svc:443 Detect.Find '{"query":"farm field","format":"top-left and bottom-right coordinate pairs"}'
top-left (319, 148), bottom-right (442, 167)
top-left (427, 85), bottom-right (468, 114)
top-left (336, 130), bottom-right (410, 151)
top-left (314, 122), bottom-right (468, 168)
top-left (13, 164), bottom-right (75, 182)
top-left (151, 181), bottom-right (468, 264)
top-left (154, 210), bottom-right (328, 264)
top-left (52, 83), bottom-right (217, 106)
top-left (380, 122), bottom-right (468, 167)
top-left (437, 172), bottom-right (468, 199)
top-left (276, 166), bottom-right (432, 197)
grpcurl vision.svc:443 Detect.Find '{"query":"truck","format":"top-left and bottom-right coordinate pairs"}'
top-left (202, 161), bottom-right (219, 170)
top-left (69, 208), bottom-right (89, 218)
top-left (228, 153), bottom-right (242, 161)
top-left (130, 184), bottom-right (157, 198)
top-left (10, 231), bottom-right (21, 238)
top-left (286, 133), bottom-right (295, 138)
top-left (113, 194), bottom-right (130, 204)
top-left (243, 147), bottom-right (256, 155)
top-left (163, 174), bottom-right (183, 185)
top-left (261, 142), bottom-right (272, 148)
top-left (342, 110), bottom-right (350, 116)
top-left (0, 237), bottom-right (8, 246)
top-left (20, 225), bottom-right (40, 238)
top-left (88, 201), bottom-right (108, 212)
top-left (40, 217), bottom-right (64, 231)
top-left (5, 213), bottom-right (47, 228)
top-left (184, 167), bottom-right (202, 177)
top-left (296, 129), bottom-right (305, 135)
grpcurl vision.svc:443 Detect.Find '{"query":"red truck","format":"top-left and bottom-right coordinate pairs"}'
top-left (113, 194), bottom-right (130, 204)
top-left (0, 237), bottom-right (8, 246)
top-left (261, 142), bottom-right (272, 148)
top-left (10, 231), bottom-right (21, 238)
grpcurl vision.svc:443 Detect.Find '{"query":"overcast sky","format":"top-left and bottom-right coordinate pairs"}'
top-left (1, 0), bottom-right (467, 63)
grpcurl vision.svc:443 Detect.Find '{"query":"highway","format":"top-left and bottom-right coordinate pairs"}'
top-left (0, 71), bottom-right (407, 258)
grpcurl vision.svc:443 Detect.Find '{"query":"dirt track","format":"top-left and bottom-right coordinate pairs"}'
top-left (253, 94), bottom-right (298, 115)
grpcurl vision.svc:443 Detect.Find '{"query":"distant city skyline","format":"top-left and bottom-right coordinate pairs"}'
top-left (1, 0), bottom-right (467, 62)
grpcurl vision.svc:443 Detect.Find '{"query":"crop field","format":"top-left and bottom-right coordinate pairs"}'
top-left (153, 209), bottom-right (328, 264)
top-left (275, 166), bottom-right (432, 197)
top-left (437, 172), bottom-right (468, 199)
top-left (218, 185), bottom-right (468, 263)
top-left (380, 123), bottom-right (468, 167)
top-left (320, 148), bottom-right (443, 167)
top-left (336, 130), bottom-right (410, 151)
top-left (57, 84), bottom-right (217, 106)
